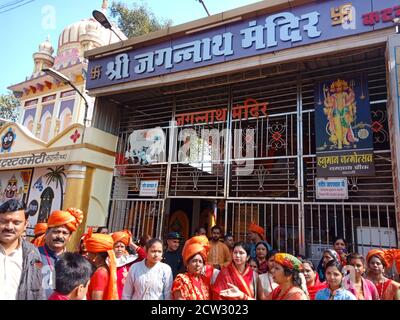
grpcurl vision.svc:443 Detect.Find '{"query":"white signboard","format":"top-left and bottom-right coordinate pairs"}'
top-left (0, 151), bottom-right (69, 169)
top-left (139, 180), bottom-right (159, 197)
top-left (316, 178), bottom-right (348, 200)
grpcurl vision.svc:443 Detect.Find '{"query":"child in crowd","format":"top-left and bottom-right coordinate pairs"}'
top-left (48, 252), bottom-right (95, 300)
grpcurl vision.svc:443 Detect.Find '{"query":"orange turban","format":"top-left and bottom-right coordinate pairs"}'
top-left (47, 208), bottom-right (83, 233)
top-left (182, 235), bottom-right (210, 266)
top-left (31, 223), bottom-right (48, 247)
top-left (111, 230), bottom-right (132, 247)
top-left (32, 234), bottom-right (46, 247)
top-left (248, 222), bottom-right (264, 239)
top-left (367, 249), bottom-right (400, 273)
top-left (366, 249), bottom-right (387, 266)
top-left (34, 223), bottom-right (47, 236)
top-left (84, 229), bottom-right (118, 300)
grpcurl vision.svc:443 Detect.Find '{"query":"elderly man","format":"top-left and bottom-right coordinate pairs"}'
top-left (38, 208), bottom-right (83, 298)
top-left (248, 222), bottom-right (272, 259)
top-left (0, 199), bottom-right (45, 300)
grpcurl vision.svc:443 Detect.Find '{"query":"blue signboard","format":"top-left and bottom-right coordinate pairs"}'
top-left (86, 0), bottom-right (399, 90)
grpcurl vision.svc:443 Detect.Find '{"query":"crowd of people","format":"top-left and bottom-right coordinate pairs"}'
top-left (1, 198), bottom-right (400, 300)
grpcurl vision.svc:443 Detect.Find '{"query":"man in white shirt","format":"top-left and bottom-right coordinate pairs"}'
top-left (0, 199), bottom-right (44, 300)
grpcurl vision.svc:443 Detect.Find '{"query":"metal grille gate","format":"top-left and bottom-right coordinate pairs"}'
top-left (108, 199), bottom-right (165, 239)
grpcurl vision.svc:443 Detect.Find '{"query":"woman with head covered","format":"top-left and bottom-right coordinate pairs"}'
top-left (112, 230), bottom-right (146, 299)
top-left (172, 235), bottom-right (216, 300)
top-left (316, 249), bottom-right (340, 282)
top-left (84, 229), bottom-right (119, 300)
top-left (219, 252), bottom-right (308, 300)
top-left (366, 249), bottom-right (400, 300)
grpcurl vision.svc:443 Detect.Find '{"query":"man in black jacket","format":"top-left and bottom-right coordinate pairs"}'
top-left (0, 199), bottom-right (45, 300)
top-left (162, 232), bottom-right (184, 279)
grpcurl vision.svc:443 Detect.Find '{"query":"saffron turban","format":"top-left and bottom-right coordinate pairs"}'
top-left (84, 228), bottom-right (118, 300)
top-left (182, 235), bottom-right (210, 266)
top-left (34, 223), bottom-right (48, 236)
top-left (366, 249), bottom-right (400, 273)
top-left (47, 208), bottom-right (83, 233)
top-left (31, 223), bottom-right (48, 247)
top-left (248, 222), bottom-right (264, 239)
top-left (274, 253), bottom-right (303, 272)
top-left (111, 230), bottom-right (132, 247)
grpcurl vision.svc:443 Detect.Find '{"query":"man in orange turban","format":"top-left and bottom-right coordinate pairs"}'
top-left (112, 230), bottom-right (146, 299)
top-left (248, 222), bottom-right (272, 259)
top-left (38, 208), bottom-right (83, 298)
top-left (31, 222), bottom-right (47, 247)
top-left (85, 229), bottom-right (119, 300)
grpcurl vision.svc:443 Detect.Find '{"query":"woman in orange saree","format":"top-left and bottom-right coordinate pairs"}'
top-left (172, 235), bottom-right (217, 300)
top-left (213, 242), bottom-right (261, 300)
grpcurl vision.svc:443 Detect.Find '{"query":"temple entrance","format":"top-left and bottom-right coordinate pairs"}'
top-left (167, 198), bottom-right (221, 240)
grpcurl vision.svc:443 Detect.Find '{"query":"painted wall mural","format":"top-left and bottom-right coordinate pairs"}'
top-left (26, 166), bottom-right (66, 236)
top-left (0, 169), bottom-right (32, 204)
top-left (1, 128), bottom-right (16, 153)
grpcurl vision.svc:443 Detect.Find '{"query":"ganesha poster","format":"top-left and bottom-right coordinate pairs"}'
top-left (314, 74), bottom-right (375, 177)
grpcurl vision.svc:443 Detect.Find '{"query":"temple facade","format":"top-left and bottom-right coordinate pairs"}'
top-left (85, 0), bottom-right (400, 261)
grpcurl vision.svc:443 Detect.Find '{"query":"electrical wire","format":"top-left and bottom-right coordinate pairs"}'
top-left (0, 0), bottom-right (35, 14)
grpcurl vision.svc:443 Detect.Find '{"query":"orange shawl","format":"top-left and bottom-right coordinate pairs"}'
top-left (84, 230), bottom-right (119, 300)
top-left (213, 263), bottom-right (255, 300)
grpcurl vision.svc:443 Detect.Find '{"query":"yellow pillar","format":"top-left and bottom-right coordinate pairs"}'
top-left (63, 164), bottom-right (94, 251)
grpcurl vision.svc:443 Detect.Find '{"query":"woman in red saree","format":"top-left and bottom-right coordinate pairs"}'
top-left (172, 235), bottom-right (216, 300)
top-left (213, 242), bottom-right (262, 300)
top-left (85, 229), bottom-right (119, 300)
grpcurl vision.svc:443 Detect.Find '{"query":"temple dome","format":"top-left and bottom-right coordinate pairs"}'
top-left (57, 17), bottom-right (126, 56)
top-left (38, 37), bottom-right (54, 56)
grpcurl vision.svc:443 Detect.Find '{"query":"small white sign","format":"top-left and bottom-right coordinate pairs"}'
top-left (316, 178), bottom-right (348, 200)
top-left (139, 180), bottom-right (159, 197)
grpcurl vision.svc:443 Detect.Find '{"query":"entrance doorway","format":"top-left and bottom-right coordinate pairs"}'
top-left (167, 198), bottom-right (222, 240)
